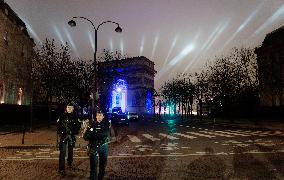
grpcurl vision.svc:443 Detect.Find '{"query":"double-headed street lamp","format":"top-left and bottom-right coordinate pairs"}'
top-left (68, 17), bottom-right (122, 121)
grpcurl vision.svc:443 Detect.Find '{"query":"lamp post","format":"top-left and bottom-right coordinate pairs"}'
top-left (68, 17), bottom-right (122, 121)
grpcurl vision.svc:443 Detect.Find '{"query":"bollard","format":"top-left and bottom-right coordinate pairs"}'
top-left (22, 127), bottom-right (25, 144)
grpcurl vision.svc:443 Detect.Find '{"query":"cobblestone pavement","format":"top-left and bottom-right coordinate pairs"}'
top-left (0, 119), bottom-right (283, 179)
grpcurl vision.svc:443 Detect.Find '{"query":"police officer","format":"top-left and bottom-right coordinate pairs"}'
top-left (57, 103), bottom-right (81, 176)
top-left (83, 111), bottom-right (110, 180)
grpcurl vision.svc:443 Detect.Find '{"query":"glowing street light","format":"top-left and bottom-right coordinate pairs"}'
top-left (68, 17), bottom-right (122, 121)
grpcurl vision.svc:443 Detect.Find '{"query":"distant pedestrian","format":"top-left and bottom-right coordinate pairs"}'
top-left (57, 103), bottom-right (81, 176)
top-left (83, 111), bottom-right (111, 180)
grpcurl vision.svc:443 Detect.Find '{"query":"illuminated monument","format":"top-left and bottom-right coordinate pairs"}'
top-left (255, 26), bottom-right (284, 107)
top-left (98, 56), bottom-right (156, 115)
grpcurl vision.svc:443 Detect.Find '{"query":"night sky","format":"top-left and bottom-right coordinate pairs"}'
top-left (5, 0), bottom-right (284, 88)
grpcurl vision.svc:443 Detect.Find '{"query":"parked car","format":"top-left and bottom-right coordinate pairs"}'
top-left (110, 113), bottom-right (129, 126)
top-left (127, 112), bottom-right (139, 121)
top-left (112, 107), bottom-right (122, 114)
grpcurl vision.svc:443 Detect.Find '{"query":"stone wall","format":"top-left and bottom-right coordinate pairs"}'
top-left (255, 26), bottom-right (284, 107)
top-left (0, 1), bottom-right (34, 105)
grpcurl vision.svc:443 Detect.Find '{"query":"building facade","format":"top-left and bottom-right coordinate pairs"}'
top-left (98, 56), bottom-right (156, 115)
top-left (0, 0), bottom-right (34, 106)
top-left (255, 26), bottom-right (284, 107)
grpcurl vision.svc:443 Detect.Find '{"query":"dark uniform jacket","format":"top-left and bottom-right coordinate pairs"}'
top-left (83, 118), bottom-right (110, 150)
top-left (57, 113), bottom-right (81, 138)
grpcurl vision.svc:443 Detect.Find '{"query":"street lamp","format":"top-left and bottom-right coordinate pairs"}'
top-left (68, 16), bottom-right (122, 121)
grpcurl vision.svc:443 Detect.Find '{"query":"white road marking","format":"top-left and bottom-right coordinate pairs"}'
top-left (35, 155), bottom-right (51, 158)
top-left (187, 132), bottom-right (215, 138)
top-left (35, 152), bottom-right (49, 154)
top-left (235, 144), bottom-right (250, 147)
top-left (152, 152), bottom-right (160, 155)
top-left (142, 134), bottom-right (160, 141)
top-left (6, 157), bottom-right (20, 159)
top-left (215, 130), bottom-right (250, 137)
top-left (170, 152), bottom-right (183, 155)
top-left (181, 147), bottom-right (191, 149)
top-left (138, 147), bottom-right (152, 151)
top-left (196, 152), bottom-right (206, 154)
top-left (39, 148), bottom-right (50, 152)
top-left (199, 131), bottom-right (234, 137)
top-left (268, 131), bottom-right (283, 136)
top-left (118, 153), bottom-right (133, 156)
top-left (174, 133), bottom-right (196, 139)
top-left (50, 151), bottom-right (60, 155)
top-left (228, 130), bottom-right (270, 136)
top-left (159, 133), bottom-right (179, 140)
top-left (127, 135), bottom-right (141, 143)
top-left (223, 140), bottom-right (242, 144)
top-left (2, 150), bottom-right (284, 160)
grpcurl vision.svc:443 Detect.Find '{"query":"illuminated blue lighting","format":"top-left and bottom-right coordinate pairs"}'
top-left (146, 91), bottom-right (152, 114)
top-left (139, 35), bottom-right (145, 56)
top-left (22, 19), bottom-right (42, 44)
top-left (111, 79), bottom-right (127, 113)
top-left (53, 25), bottom-right (65, 45)
top-left (151, 33), bottom-right (159, 59)
top-left (64, 28), bottom-right (80, 58)
top-left (88, 31), bottom-right (95, 52)
top-left (252, 3), bottom-right (284, 37)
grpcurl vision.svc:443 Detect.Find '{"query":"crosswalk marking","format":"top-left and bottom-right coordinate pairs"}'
top-left (268, 131), bottom-right (283, 136)
top-left (199, 131), bottom-right (234, 137)
top-left (187, 132), bottom-right (215, 138)
top-left (228, 130), bottom-right (272, 136)
top-left (215, 131), bottom-right (250, 137)
top-left (174, 133), bottom-right (196, 139)
top-left (159, 133), bottom-right (179, 140)
top-left (127, 135), bottom-right (141, 143)
top-left (229, 130), bottom-right (267, 136)
top-left (142, 134), bottom-right (160, 141)
top-left (122, 129), bottom-right (283, 144)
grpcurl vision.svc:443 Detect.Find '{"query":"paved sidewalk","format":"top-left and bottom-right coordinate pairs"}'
top-left (0, 125), bottom-right (88, 148)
